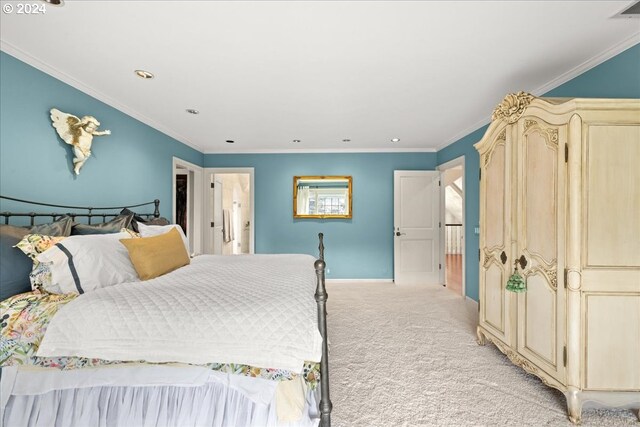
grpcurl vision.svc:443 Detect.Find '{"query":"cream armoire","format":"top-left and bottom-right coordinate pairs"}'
top-left (475, 92), bottom-right (640, 423)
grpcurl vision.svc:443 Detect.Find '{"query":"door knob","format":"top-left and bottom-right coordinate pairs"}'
top-left (395, 231), bottom-right (406, 236)
top-left (500, 251), bottom-right (507, 264)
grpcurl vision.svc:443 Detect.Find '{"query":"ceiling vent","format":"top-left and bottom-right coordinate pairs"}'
top-left (614, 1), bottom-right (640, 18)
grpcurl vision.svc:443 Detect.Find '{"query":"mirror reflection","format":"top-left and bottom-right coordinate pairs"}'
top-left (293, 176), bottom-right (352, 219)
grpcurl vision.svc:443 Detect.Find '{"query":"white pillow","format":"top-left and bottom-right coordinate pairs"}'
top-left (36, 232), bottom-right (139, 294)
top-left (137, 223), bottom-right (190, 254)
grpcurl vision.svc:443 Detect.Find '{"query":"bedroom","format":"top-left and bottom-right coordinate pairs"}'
top-left (1, 1), bottom-right (639, 426)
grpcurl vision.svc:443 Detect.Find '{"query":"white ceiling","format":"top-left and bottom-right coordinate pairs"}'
top-left (1, 1), bottom-right (638, 153)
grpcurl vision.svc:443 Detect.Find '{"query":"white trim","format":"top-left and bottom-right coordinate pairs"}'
top-left (531, 32), bottom-right (640, 95)
top-left (435, 32), bottom-right (640, 151)
top-left (437, 156), bottom-right (465, 172)
top-left (611, 1), bottom-right (640, 19)
top-left (437, 155), bottom-right (466, 298)
top-left (172, 157), bottom-right (204, 255)
top-left (465, 296), bottom-right (479, 307)
top-left (325, 279), bottom-right (394, 284)
top-left (0, 41), bottom-right (203, 153)
top-left (4, 28), bottom-right (637, 155)
top-left (203, 147), bottom-right (437, 154)
top-left (204, 168), bottom-right (255, 255)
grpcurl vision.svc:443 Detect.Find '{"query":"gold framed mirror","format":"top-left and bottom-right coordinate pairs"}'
top-left (293, 176), bottom-right (352, 219)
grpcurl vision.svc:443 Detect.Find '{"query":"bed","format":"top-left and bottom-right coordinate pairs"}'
top-left (0, 196), bottom-right (332, 427)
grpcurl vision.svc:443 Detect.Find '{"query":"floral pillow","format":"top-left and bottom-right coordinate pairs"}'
top-left (29, 263), bottom-right (61, 293)
top-left (14, 234), bottom-right (66, 292)
top-left (15, 234), bottom-right (66, 263)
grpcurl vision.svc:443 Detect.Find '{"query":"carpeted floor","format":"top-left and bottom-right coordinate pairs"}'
top-left (325, 282), bottom-right (638, 427)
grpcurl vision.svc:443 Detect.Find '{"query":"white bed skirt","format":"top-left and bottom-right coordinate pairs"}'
top-left (1, 366), bottom-right (319, 427)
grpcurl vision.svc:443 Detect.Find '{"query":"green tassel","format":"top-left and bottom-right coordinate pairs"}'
top-left (506, 271), bottom-right (526, 293)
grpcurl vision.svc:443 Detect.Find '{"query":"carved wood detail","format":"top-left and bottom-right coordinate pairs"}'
top-left (523, 120), bottom-right (559, 148)
top-left (523, 264), bottom-right (558, 290)
top-left (565, 268), bottom-right (582, 291)
top-left (477, 327), bottom-right (565, 394)
top-left (483, 247), bottom-right (506, 269)
top-left (483, 136), bottom-right (505, 168)
top-left (548, 269), bottom-right (558, 290)
top-left (492, 92), bottom-right (535, 123)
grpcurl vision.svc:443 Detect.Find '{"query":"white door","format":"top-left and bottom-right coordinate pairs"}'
top-left (394, 170), bottom-right (440, 285)
top-left (211, 176), bottom-right (224, 255)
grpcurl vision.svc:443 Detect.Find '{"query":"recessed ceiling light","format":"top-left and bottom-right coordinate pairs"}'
top-left (186, 109), bottom-right (199, 115)
top-left (226, 140), bottom-right (235, 144)
top-left (391, 138), bottom-right (400, 143)
top-left (293, 139), bottom-right (301, 143)
top-left (43, 0), bottom-right (64, 6)
top-left (134, 70), bottom-right (154, 79)
top-left (342, 139), bottom-right (351, 143)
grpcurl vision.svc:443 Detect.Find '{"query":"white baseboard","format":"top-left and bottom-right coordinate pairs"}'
top-left (325, 279), bottom-right (394, 284)
top-left (465, 296), bottom-right (479, 308)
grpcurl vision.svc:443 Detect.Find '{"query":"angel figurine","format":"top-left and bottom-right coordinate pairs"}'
top-left (50, 108), bottom-right (111, 175)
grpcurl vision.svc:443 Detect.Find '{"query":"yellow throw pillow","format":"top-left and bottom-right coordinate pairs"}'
top-left (120, 227), bottom-right (190, 280)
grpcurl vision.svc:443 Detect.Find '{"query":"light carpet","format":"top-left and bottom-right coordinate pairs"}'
top-left (325, 282), bottom-right (638, 426)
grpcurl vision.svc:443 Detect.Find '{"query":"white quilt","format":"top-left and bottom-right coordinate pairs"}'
top-left (37, 254), bottom-right (323, 373)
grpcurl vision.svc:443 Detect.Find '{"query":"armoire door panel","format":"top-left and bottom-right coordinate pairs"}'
top-left (523, 272), bottom-right (557, 365)
top-left (479, 128), bottom-right (512, 345)
top-left (585, 125), bottom-right (640, 268)
top-left (484, 143), bottom-right (506, 250)
top-left (516, 118), bottom-right (566, 383)
top-left (584, 293), bottom-right (640, 391)
top-left (523, 127), bottom-right (557, 265)
top-left (483, 261), bottom-right (506, 333)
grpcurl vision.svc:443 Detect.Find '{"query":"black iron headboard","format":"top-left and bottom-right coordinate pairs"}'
top-left (0, 195), bottom-right (160, 226)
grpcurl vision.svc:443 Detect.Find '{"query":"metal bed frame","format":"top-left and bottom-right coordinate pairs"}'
top-left (0, 195), bottom-right (161, 225)
top-left (0, 195), bottom-right (333, 427)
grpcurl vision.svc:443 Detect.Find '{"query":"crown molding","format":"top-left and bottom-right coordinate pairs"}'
top-left (435, 32), bottom-right (640, 151)
top-left (3, 29), bottom-right (637, 156)
top-left (203, 147), bottom-right (437, 155)
top-left (531, 32), bottom-right (640, 96)
top-left (0, 41), bottom-right (203, 153)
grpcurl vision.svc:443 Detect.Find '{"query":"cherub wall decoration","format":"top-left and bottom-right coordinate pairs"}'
top-left (50, 108), bottom-right (111, 175)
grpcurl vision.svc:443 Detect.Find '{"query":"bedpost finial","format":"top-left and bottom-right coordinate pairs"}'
top-left (153, 199), bottom-right (160, 218)
top-left (318, 233), bottom-right (324, 260)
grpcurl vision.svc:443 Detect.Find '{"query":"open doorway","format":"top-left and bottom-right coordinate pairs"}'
top-left (438, 157), bottom-right (465, 296)
top-left (205, 168), bottom-right (254, 255)
top-left (172, 157), bottom-right (203, 255)
top-left (175, 172), bottom-right (188, 236)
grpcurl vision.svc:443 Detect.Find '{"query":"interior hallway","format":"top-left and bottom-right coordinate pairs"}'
top-left (445, 254), bottom-right (463, 295)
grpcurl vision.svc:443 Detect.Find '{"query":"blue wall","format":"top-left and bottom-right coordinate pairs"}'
top-left (437, 43), bottom-right (640, 301)
top-left (203, 153), bottom-right (437, 278)
top-left (0, 52), bottom-right (203, 219)
top-left (3, 41), bottom-right (637, 296)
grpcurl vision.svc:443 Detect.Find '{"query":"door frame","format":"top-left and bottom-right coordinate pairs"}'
top-left (172, 157), bottom-right (204, 255)
top-left (437, 155), bottom-right (465, 297)
top-left (204, 167), bottom-right (255, 254)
